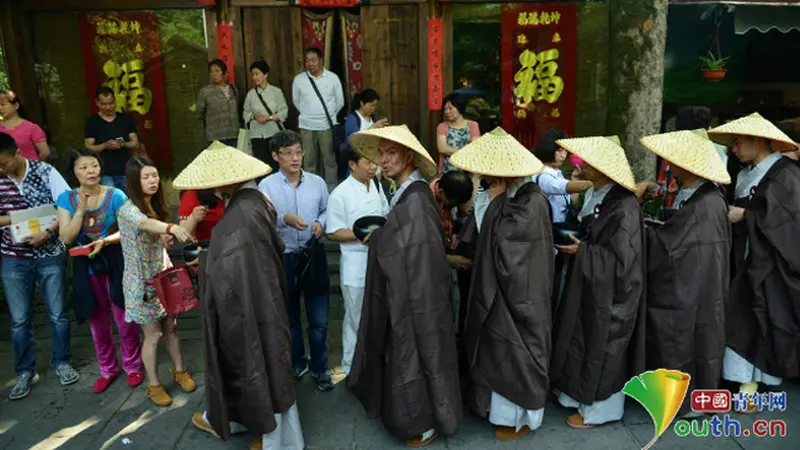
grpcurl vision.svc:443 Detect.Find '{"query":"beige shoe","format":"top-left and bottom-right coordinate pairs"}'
top-left (145, 384), bottom-right (173, 407)
top-left (495, 425), bottom-right (531, 440)
top-left (330, 366), bottom-right (348, 385)
top-left (173, 369), bottom-right (197, 393)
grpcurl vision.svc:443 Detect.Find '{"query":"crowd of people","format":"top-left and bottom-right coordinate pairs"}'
top-left (1, 45), bottom-right (799, 450)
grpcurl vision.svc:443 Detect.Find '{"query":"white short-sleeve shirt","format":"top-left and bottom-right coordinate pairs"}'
top-left (326, 175), bottom-right (389, 287)
top-left (533, 166), bottom-right (570, 222)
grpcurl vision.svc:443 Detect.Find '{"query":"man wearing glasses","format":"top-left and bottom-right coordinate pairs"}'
top-left (258, 130), bottom-right (333, 392)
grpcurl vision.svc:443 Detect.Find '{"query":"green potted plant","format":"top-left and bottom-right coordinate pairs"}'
top-left (699, 51), bottom-right (730, 83)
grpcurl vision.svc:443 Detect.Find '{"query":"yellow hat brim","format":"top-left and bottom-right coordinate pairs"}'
top-left (641, 130), bottom-right (731, 185)
top-left (172, 141), bottom-right (272, 190)
top-left (708, 112), bottom-right (799, 152)
top-left (449, 127), bottom-right (544, 177)
top-left (349, 125), bottom-right (437, 178)
top-left (555, 135), bottom-right (637, 192)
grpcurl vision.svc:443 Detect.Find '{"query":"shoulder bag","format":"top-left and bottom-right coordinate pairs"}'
top-left (307, 74), bottom-right (345, 153)
top-left (254, 88), bottom-right (285, 132)
top-left (146, 264), bottom-right (200, 316)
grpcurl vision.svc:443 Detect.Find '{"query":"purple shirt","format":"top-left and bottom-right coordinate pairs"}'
top-left (258, 170), bottom-right (328, 253)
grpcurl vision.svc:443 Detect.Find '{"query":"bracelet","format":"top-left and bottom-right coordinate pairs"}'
top-left (166, 224), bottom-right (174, 235)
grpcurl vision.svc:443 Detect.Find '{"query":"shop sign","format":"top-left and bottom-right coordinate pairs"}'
top-left (428, 19), bottom-right (444, 111)
top-left (501, 3), bottom-right (577, 148)
top-left (78, 12), bottom-right (172, 169)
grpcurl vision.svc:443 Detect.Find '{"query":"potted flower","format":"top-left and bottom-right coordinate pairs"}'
top-left (699, 51), bottom-right (730, 83)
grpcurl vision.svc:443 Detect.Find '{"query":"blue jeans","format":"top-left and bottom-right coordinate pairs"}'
top-left (2, 254), bottom-right (71, 375)
top-left (100, 176), bottom-right (126, 194)
top-left (283, 252), bottom-right (330, 374)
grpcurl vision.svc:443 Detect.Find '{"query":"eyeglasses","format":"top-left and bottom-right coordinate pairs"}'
top-left (279, 150), bottom-right (304, 158)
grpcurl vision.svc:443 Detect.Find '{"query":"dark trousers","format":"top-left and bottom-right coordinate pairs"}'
top-left (283, 250), bottom-right (330, 375)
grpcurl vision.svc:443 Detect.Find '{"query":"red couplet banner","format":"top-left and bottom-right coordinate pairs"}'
top-left (216, 24), bottom-right (235, 84)
top-left (78, 12), bottom-right (172, 169)
top-left (428, 19), bottom-right (444, 111)
top-left (500, 3), bottom-right (577, 149)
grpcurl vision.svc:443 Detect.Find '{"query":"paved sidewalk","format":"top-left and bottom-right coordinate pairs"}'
top-left (0, 304), bottom-right (798, 449)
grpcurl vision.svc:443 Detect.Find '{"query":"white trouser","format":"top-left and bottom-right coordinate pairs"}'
top-left (489, 392), bottom-right (544, 432)
top-left (203, 402), bottom-right (305, 450)
top-left (722, 347), bottom-right (782, 386)
top-left (557, 390), bottom-right (625, 425)
top-left (341, 285), bottom-right (365, 374)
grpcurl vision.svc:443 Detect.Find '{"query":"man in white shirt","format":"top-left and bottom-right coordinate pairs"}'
top-left (292, 48), bottom-right (345, 189)
top-left (326, 147), bottom-right (389, 383)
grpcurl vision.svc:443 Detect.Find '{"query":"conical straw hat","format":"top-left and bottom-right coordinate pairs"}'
top-left (708, 112), bottom-right (798, 152)
top-left (172, 141), bottom-right (272, 190)
top-left (640, 129), bottom-right (731, 185)
top-left (555, 135), bottom-right (637, 192)
top-left (449, 127), bottom-right (544, 177)
top-left (349, 125), bottom-right (437, 178)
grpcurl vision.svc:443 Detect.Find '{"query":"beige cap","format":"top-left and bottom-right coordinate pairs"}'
top-left (555, 135), bottom-right (637, 192)
top-left (708, 112), bottom-right (799, 152)
top-left (448, 127), bottom-right (544, 177)
top-left (349, 125), bottom-right (437, 178)
top-left (172, 141), bottom-right (272, 190)
top-left (640, 129), bottom-right (731, 185)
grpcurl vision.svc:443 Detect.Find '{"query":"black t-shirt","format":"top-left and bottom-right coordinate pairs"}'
top-left (84, 113), bottom-right (137, 176)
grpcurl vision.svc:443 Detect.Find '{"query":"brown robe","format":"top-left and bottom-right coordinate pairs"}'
top-left (348, 181), bottom-right (463, 440)
top-left (463, 182), bottom-right (554, 415)
top-left (550, 185), bottom-right (646, 405)
top-left (646, 182), bottom-right (730, 414)
top-left (201, 188), bottom-right (296, 439)
top-left (727, 157), bottom-right (800, 378)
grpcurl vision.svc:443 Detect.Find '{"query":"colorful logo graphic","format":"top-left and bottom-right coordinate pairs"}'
top-left (623, 370), bottom-right (691, 450)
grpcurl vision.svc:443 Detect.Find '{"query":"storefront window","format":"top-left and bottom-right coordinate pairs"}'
top-left (452, 1), bottom-right (608, 145)
top-left (32, 8), bottom-right (208, 188)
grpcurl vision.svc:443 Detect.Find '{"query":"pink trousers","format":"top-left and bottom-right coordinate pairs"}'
top-left (88, 274), bottom-right (142, 377)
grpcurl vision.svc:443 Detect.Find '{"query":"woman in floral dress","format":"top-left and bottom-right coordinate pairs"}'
top-left (117, 156), bottom-right (197, 407)
top-left (436, 93), bottom-right (480, 174)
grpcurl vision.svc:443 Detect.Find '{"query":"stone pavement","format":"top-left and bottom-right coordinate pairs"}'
top-left (1, 299), bottom-right (799, 449)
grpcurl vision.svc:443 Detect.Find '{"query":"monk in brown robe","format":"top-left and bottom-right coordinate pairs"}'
top-left (176, 142), bottom-right (304, 450)
top-left (451, 128), bottom-right (553, 440)
top-left (708, 113), bottom-right (800, 410)
top-left (549, 136), bottom-right (646, 429)
top-left (640, 130), bottom-right (732, 418)
top-left (347, 125), bottom-right (462, 447)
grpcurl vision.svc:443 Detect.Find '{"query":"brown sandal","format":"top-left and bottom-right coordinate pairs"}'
top-left (406, 432), bottom-right (438, 447)
top-left (495, 425), bottom-right (531, 440)
top-left (567, 413), bottom-right (595, 429)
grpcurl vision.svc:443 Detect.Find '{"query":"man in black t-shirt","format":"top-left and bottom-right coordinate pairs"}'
top-left (84, 86), bottom-right (139, 193)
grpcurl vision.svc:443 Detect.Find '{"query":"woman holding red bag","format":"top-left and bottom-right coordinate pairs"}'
top-left (117, 156), bottom-right (196, 407)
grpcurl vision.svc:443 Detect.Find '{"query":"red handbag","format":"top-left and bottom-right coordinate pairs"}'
top-left (146, 264), bottom-right (199, 316)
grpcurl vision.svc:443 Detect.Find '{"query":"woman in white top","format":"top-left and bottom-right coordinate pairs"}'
top-left (532, 129), bottom-right (593, 223)
top-left (243, 60), bottom-right (288, 171)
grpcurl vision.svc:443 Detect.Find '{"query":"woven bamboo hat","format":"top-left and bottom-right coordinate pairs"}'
top-left (555, 135), bottom-right (637, 192)
top-left (449, 127), bottom-right (544, 177)
top-left (708, 112), bottom-right (799, 152)
top-left (349, 125), bottom-right (437, 178)
top-left (172, 141), bottom-right (272, 190)
top-left (641, 129), bottom-right (731, 185)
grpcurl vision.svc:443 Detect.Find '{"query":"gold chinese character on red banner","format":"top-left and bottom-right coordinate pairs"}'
top-left (551, 108), bottom-right (560, 118)
top-left (551, 11), bottom-right (561, 24)
top-left (517, 34), bottom-right (528, 45)
top-left (513, 48), bottom-right (565, 105)
top-left (516, 109), bottom-right (528, 119)
top-left (552, 32), bottom-right (562, 43)
top-left (102, 59), bottom-right (153, 115)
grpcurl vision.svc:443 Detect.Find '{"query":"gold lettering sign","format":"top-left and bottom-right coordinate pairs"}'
top-left (513, 48), bottom-right (565, 105)
top-left (102, 59), bottom-right (153, 114)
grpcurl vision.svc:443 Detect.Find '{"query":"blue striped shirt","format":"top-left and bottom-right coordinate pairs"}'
top-left (258, 170), bottom-right (328, 253)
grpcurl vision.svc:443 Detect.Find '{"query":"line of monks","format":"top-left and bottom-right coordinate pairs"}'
top-left (170, 111), bottom-right (799, 449)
